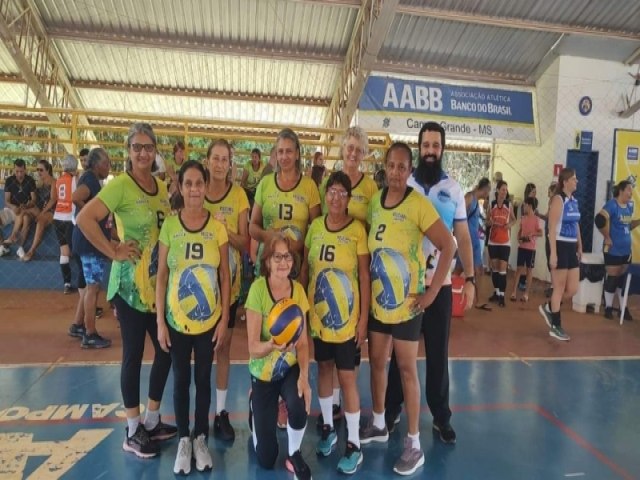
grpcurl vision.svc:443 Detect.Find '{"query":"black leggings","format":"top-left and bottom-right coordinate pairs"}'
top-left (113, 295), bottom-right (172, 409)
top-left (169, 326), bottom-right (216, 438)
top-left (251, 364), bottom-right (307, 469)
top-left (386, 285), bottom-right (452, 425)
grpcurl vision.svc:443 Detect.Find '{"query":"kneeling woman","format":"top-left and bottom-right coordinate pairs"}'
top-left (245, 233), bottom-right (312, 480)
top-left (156, 161), bottom-right (231, 475)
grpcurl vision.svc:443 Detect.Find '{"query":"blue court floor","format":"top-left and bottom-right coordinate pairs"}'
top-left (0, 359), bottom-right (638, 479)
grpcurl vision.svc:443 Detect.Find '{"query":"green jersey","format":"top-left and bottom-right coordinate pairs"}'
top-left (98, 173), bottom-right (170, 312)
top-left (159, 212), bottom-right (228, 334)
top-left (245, 277), bottom-right (309, 382)
top-left (305, 216), bottom-right (368, 342)
top-left (367, 187), bottom-right (439, 324)
top-left (205, 183), bottom-right (250, 304)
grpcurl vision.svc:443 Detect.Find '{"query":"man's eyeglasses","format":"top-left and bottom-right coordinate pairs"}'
top-left (130, 143), bottom-right (156, 153)
top-left (272, 252), bottom-right (294, 263)
top-left (326, 188), bottom-right (349, 199)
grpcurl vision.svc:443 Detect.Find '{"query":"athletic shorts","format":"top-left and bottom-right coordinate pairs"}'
top-left (488, 244), bottom-right (510, 262)
top-left (516, 248), bottom-right (536, 268)
top-left (313, 338), bottom-right (357, 371)
top-left (604, 253), bottom-right (631, 266)
top-left (54, 219), bottom-right (73, 247)
top-left (81, 254), bottom-right (106, 285)
top-left (368, 313), bottom-right (422, 342)
top-left (556, 241), bottom-right (579, 270)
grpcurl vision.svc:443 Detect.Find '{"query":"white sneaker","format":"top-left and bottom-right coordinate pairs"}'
top-left (192, 433), bottom-right (213, 471)
top-left (0, 245), bottom-right (9, 256)
top-left (16, 246), bottom-right (25, 259)
top-left (173, 437), bottom-right (192, 475)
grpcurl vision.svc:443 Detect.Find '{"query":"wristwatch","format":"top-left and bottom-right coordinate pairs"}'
top-left (465, 276), bottom-right (476, 285)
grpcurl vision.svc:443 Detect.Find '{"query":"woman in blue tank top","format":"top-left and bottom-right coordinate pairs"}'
top-left (538, 168), bottom-right (582, 341)
top-left (595, 180), bottom-right (640, 320)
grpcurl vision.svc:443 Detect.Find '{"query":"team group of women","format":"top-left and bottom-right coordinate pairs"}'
top-left (74, 119), bottom-right (637, 479)
top-left (74, 123), bottom-right (457, 478)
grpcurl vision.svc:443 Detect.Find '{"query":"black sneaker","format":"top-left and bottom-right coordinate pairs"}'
top-left (95, 307), bottom-right (104, 319)
top-left (316, 403), bottom-right (342, 428)
top-left (385, 406), bottom-right (401, 433)
top-left (122, 424), bottom-right (159, 458)
top-left (623, 309), bottom-right (634, 321)
top-left (285, 450), bottom-right (312, 480)
top-left (146, 416), bottom-right (177, 441)
top-left (81, 332), bottom-right (112, 349)
top-left (498, 296), bottom-right (506, 307)
top-left (433, 422), bottom-right (456, 444)
top-left (604, 307), bottom-right (614, 319)
top-left (214, 410), bottom-right (235, 441)
top-left (63, 283), bottom-right (73, 295)
top-left (68, 323), bottom-right (86, 338)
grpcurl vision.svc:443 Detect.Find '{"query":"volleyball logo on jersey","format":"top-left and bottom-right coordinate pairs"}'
top-left (270, 353), bottom-right (293, 381)
top-left (371, 248), bottom-right (410, 309)
top-left (314, 268), bottom-right (354, 330)
top-left (177, 265), bottom-right (219, 322)
top-left (229, 245), bottom-right (238, 286)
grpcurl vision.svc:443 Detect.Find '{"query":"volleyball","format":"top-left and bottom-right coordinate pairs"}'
top-left (314, 268), bottom-right (354, 330)
top-left (370, 248), bottom-right (410, 310)
top-left (177, 265), bottom-right (218, 321)
top-left (267, 298), bottom-right (304, 346)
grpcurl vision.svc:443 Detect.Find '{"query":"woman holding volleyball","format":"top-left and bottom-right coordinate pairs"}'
top-left (363, 142), bottom-right (455, 476)
top-left (156, 160), bottom-right (230, 475)
top-left (301, 170), bottom-right (370, 475)
top-left (205, 139), bottom-right (250, 440)
top-left (245, 233), bottom-right (312, 480)
top-left (249, 127), bottom-right (320, 428)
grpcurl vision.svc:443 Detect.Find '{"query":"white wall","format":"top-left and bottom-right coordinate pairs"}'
top-left (553, 56), bottom-right (640, 252)
top-left (493, 58), bottom-right (559, 281)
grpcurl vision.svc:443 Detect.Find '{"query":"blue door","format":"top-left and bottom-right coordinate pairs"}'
top-left (566, 149), bottom-right (599, 253)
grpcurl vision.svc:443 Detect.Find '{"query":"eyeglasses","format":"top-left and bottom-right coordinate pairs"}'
top-left (326, 188), bottom-right (349, 199)
top-left (345, 144), bottom-right (364, 156)
top-left (36, 168), bottom-right (44, 172)
top-left (130, 143), bottom-right (156, 153)
top-left (272, 252), bottom-right (294, 263)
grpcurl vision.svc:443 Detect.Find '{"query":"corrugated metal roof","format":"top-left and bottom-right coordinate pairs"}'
top-left (55, 40), bottom-right (338, 100)
top-left (76, 88), bottom-right (328, 126)
top-left (34, 0), bottom-right (356, 57)
top-left (398, 0), bottom-right (640, 33)
top-left (0, 82), bottom-right (28, 105)
top-left (382, 15), bottom-right (560, 77)
top-left (0, 43), bottom-right (18, 74)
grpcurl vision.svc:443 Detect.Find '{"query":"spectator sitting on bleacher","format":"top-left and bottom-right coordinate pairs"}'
top-left (21, 160), bottom-right (57, 262)
top-left (0, 158), bottom-right (37, 257)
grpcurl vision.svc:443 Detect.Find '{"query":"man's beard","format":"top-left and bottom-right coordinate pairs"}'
top-left (414, 154), bottom-right (442, 187)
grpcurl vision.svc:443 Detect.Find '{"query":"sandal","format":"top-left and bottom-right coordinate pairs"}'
top-left (520, 294), bottom-right (529, 302)
top-left (510, 294), bottom-right (517, 301)
top-left (475, 303), bottom-right (492, 311)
